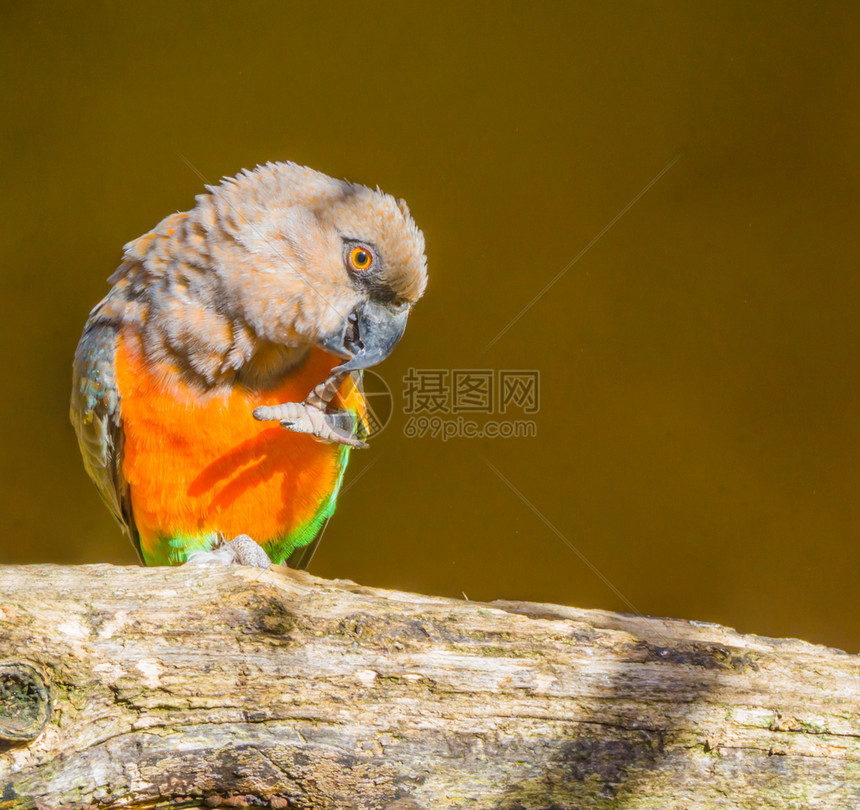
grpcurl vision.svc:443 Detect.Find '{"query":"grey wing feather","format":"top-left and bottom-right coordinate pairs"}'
top-left (70, 295), bottom-right (141, 560)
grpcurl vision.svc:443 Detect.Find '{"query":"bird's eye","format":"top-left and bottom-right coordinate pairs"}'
top-left (348, 245), bottom-right (374, 273)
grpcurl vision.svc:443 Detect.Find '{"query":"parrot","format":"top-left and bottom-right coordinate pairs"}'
top-left (70, 162), bottom-right (427, 569)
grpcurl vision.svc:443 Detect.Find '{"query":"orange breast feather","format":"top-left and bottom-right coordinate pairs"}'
top-left (115, 333), bottom-right (361, 561)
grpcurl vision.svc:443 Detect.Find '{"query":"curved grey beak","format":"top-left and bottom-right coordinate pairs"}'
top-left (336, 300), bottom-right (409, 372)
top-left (318, 300), bottom-right (409, 372)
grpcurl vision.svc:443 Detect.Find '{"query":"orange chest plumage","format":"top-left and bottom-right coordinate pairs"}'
top-left (114, 333), bottom-right (357, 563)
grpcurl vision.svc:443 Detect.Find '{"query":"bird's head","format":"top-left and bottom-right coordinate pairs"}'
top-left (190, 162), bottom-right (428, 373)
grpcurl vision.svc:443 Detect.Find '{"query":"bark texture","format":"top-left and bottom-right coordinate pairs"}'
top-left (0, 563), bottom-right (858, 810)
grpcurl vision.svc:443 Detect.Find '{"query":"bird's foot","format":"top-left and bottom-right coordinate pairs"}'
top-left (186, 534), bottom-right (272, 569)
top-left (253, 401), bottom-right (368, 449)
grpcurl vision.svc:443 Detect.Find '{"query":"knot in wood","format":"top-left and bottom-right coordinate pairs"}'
top-left (0, 661), bottom-right (51, 746)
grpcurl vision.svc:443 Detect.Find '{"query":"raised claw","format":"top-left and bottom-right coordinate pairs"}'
top-left (253, 401), bottom-right (368, 449)
top-left (305, 367), bottom-right (352, 411)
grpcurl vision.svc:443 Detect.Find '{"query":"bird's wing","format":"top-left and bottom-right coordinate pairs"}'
top-left (70, 292), bottom-right (141, 561)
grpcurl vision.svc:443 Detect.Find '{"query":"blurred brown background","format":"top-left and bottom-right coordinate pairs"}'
top-left (1, 2), bottom-right (857, 651)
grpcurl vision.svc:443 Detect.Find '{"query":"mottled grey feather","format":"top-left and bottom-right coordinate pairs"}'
top-left (70, 287), bottom-right (140, 560)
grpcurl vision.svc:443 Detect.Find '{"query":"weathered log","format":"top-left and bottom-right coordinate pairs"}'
top-left (0, 564), bottom-right (857, 810)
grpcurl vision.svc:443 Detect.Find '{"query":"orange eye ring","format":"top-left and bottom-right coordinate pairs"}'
top-left (349, 245), bottom-right (373, 272)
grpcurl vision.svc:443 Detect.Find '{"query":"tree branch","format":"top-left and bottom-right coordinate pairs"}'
top-left (1, 564), bottom-right (858, 809)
